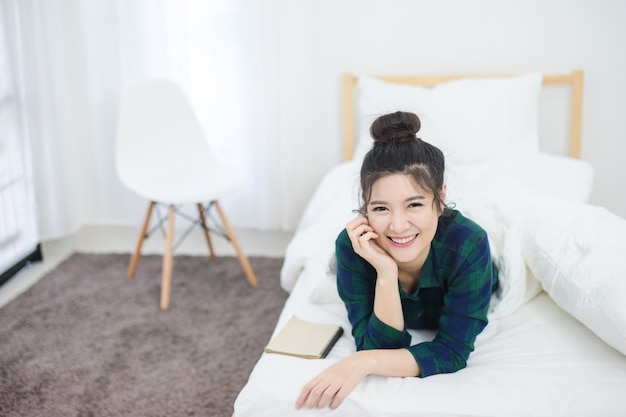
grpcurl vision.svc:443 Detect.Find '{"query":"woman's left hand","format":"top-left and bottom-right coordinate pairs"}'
top-left (295, 352), bottom-right (370, 410)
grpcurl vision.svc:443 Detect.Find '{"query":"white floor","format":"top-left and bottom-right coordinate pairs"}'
top-left (0, 225), bottom-right (294, 309)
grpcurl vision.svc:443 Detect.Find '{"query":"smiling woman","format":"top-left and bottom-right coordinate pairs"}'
top-left (295, 111), bottom-right (499, 410)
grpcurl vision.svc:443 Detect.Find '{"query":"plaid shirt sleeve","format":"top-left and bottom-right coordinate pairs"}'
top-left (408, 228), bottom-right (495, 377)
top-left (336, 228), bottom-right (413, 350)
top-left (336, 212), bottom-right (497, 378)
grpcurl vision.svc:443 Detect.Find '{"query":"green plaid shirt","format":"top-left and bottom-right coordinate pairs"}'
top-left (336, 209), bottom-right (498, 377)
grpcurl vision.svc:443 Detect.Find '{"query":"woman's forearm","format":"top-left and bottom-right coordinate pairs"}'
top-left (357, 348), bottom-right (420, 377)
top-left (373, 273), bottom-right (405, 331)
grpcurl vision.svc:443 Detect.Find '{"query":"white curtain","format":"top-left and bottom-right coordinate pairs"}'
top-left (11, 0), bottom-right (286, 241)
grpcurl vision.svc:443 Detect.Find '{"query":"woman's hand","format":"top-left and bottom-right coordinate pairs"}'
top-left (295, 352), bottom-right (371, 410)
top-left (295, 349), bottom-right (420, 410)
top-left (346, 215), bottom-right (397, 278)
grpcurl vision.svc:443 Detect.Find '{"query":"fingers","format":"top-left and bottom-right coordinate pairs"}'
top-left (329, 386), bottom-right (350, 409)
top-left (346, 215), bottom-right (369, 234)
top-left (347, 216), bottom-right (377, 243)
top-left (295, 380), bottom-right (343, 410)
top-left (309, 383), bottom-right (339, 409)
top-left (294, 378), bottom-right (315, 409)
top-left (295, 356), bottom-right (365, 411)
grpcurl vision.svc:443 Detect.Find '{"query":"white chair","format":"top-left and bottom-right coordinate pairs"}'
top-left (115, 78), bottom-right (257, 309)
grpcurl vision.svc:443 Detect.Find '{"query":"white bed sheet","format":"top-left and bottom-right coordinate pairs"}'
top-left (234, 265), bottom-right (626, 417)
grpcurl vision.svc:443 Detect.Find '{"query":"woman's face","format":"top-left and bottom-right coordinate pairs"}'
top-left (367, 173), bottom-right (445, 270)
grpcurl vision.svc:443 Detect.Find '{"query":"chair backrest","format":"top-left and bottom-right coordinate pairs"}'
top-left (115, 79), bottom-right (221, 191)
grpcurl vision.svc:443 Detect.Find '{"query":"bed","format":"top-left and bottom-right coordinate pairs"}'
top-left (233, 71), bottom-right (626, 416)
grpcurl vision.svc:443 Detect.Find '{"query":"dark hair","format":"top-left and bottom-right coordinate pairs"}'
top-left (359, 111), bottom-right (448, 215)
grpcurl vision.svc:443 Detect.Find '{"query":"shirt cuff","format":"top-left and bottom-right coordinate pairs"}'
top-left (408, 344), bottom-right (437, 377)
top-left (363, 312), bottom-right (412, 350)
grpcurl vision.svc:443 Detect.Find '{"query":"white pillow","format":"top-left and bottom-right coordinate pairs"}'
top-left (523, 199), bottom-right (626, 355)
top-left (353, 73), bottom-right (543, 165)
top-left (445, 152), bottom-right (595, 205)
top-left (527, 153), bottom-right (594, 203)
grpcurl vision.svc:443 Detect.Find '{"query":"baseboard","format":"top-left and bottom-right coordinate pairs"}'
top-left (71, 224), bottom-right (293, 258)
top-left (0, 244), bottom-right (44, 287)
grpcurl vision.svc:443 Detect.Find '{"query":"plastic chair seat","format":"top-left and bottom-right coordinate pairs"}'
top-left (122, 164), bottom-right (248, 204)
top-left (115, 78), bottom-right (257, 309)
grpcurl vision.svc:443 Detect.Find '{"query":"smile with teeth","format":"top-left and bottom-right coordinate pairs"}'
top-left (389, 234), bottom-right (418, 245)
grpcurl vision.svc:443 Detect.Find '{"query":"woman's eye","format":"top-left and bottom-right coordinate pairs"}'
top-left (371, 206), bottom-right (387, 212)
top-left (408, 202), bottom-right (423, 208)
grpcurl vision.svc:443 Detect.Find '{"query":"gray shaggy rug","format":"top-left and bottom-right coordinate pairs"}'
top-left (0, 253), bottom-right (288, 417)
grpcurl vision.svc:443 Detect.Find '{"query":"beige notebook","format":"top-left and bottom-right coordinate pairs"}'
top-left (264, 315), bottom-right (344, 359)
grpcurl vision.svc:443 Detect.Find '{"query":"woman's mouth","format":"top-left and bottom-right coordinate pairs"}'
top-left (388, 234), bottom-right (418, 247)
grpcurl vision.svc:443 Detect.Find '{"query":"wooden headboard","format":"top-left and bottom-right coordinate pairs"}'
top-left (342, 71), bottom-right (584, 161)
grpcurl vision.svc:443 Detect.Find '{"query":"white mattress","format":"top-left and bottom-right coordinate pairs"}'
top-left (234, 266), bottom-right (626, 417)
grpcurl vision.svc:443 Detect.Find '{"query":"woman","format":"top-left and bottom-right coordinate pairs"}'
top-left (296, 111), bottom-right (499, 410)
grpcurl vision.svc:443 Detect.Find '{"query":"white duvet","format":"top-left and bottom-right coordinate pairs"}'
top-left (235, 158), bottom-right (626, 417)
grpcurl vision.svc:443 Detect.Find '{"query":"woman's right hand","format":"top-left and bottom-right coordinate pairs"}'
top-left (346, 215), bottom-right (397, 278)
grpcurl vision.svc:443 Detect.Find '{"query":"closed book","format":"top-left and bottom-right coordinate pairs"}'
top-left (264, 315), bottom-right (344, 359)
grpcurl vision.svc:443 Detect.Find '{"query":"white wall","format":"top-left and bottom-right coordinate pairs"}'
top-left (20, 0), bottom-right (626, 237)
top-left (277, 0), bottom-right (626, 227)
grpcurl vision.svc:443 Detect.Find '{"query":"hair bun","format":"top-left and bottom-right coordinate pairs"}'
top-left (370, 111), bottom-right (421, 143)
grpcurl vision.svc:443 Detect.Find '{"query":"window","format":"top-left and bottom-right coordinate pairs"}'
top-left (0, 1), bottom-right (41, 282)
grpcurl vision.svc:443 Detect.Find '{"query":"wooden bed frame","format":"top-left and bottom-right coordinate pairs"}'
top-left (342, 71), bottom-right (584, 161)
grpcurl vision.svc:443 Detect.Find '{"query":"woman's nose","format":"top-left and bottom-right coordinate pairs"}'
top-left (389, 211), bottom-right (409, 233)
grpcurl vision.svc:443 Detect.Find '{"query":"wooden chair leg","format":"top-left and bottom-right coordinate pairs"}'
top-left (213, 200), bottom-right (258, 287)
top-left (160, 204), bottom-right (176, 310)
top-left (197, 203), bottom-right (216, 259)
top-left (128, 201), bottom-right (155, 279)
